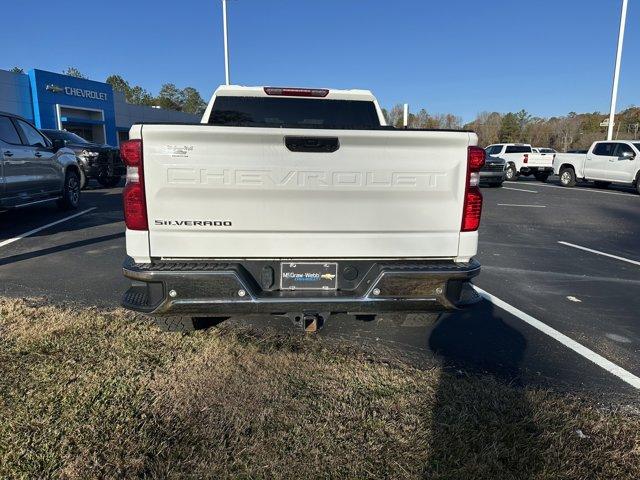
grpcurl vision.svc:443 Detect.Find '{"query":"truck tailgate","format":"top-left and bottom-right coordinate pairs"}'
top-left (140, 125), bottom-right (473, 259)
top-left (529, 153), bottom-right (554, 167)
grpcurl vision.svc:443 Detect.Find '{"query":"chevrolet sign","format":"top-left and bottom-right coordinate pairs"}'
top-left (45, 84), bottom-right (107, 101)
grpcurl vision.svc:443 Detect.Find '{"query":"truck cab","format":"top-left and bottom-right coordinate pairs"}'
top-left (554, 141), bottom-right (640, 192)
top-left (0, 112), bottom-right (82, 211)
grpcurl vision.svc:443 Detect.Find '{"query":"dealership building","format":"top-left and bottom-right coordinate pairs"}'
top-left (0, 68), bottom-right (200, 145)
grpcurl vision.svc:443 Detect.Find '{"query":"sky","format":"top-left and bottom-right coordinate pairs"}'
top-left (1, 0), bottom-right (638, 122)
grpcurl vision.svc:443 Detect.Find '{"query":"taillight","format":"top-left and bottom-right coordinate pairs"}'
top-left (264, 87), bottom-right (329, 97)
top-left (468, 146), bottom-right (485, 170)
top-left (462, 188), bottom-right (483, 231)
top-left (462, 146), bottom-right (485, 232)
top-left (121, 139), bottom-right (142, 167)
top-left (523, 153), bottom-right (529, 163)
top-left (120, 139), bottom-right (147, 230)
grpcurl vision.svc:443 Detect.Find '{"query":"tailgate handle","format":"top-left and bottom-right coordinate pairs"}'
top-left (285, 136), bottom-right (339, 153)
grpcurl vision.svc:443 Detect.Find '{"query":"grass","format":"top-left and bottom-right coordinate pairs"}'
top-left (0, 297), bottom-right (638, 479)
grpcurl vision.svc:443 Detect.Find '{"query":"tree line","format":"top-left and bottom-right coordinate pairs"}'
top-left (384, 103), bottom-right (640, 152)
top-left (105, 74), bottom-right (207, 116)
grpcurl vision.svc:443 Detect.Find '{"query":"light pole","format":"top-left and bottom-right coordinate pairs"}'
top-left (607, 0), bottom-right (628, 140)
top-left (222, 0), bottom-right (230, 85)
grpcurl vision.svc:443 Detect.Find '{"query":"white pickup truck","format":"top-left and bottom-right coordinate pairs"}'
top-left (120, 85), bottom-right (484, 331)
top-left (554, 140), bottom-right (640, 193)
top-left (485, 143), bottom-right (554, 181)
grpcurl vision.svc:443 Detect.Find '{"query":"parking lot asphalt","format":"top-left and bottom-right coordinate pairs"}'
top-left (1, 178), bottom-right (638, 401)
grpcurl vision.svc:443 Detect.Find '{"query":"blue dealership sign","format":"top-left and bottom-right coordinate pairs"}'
top-left (28, 69), bottom-right (117, 145)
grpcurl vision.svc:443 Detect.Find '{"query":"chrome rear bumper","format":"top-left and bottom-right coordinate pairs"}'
top-left (122, 257), bottom-right (481, 316)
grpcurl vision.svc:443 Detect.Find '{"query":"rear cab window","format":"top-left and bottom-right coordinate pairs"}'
top-left (592, 143), bottom-right (616, 156)
top-left (208, 96), bottom-right (381, 129)
top-left (505, 145), bottom-right (532, 154)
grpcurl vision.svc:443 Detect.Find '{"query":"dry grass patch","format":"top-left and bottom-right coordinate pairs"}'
top-left (0, 297), bottom-right (638, 479)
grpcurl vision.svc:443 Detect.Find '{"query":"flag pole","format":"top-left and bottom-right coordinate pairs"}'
top-left (607, 0), bottom-right (628, 140)
top-left (222, 0), bottom-right (230, 85)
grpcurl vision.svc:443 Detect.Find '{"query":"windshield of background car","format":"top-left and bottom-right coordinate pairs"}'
top-left (45, 130), bottom-right (89, 144)
top-left (209, 96), bottom-right (381, 129)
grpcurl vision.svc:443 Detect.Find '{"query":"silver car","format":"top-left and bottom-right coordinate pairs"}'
top-left (0, 112), bottom-right (81, 211)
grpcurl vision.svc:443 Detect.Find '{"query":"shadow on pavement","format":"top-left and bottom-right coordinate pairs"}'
top-left (0, 188), bottom-right (124, 241)
top-left (0, 232), bottom-right (124, 267)
top-left (429, 300), bottom-right (527, 381)
top-left (425, 300), bottom-right (541, 478)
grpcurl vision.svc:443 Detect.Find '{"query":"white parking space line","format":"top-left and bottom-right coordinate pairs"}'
top-left (497, 204), bottom-right (546, 208)
top-left (505, 181), bottom-right (638, 198)
top-left (558, 241), bottom-right (640, 267)
top-left (0, 208), bottom-right (96, 249)
top-left (474, 286), bottom-right (640, 390)
top-left (501, 186), bottom-right (538, 193)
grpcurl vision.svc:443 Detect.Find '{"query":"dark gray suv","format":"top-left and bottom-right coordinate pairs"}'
top-left (41, 129), bottom-right (125, 189)
top-left (0, 112), bottom-right (81, 211)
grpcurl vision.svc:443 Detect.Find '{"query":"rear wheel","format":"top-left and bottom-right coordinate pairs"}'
top-left (534, 171), bottom-right (550, 182)
top-left (594, 181), bottom-right (611, 189)
top-left (57, 170), bottom-right (81, 210)
top-left (505, 164), bottom-right (518, 181)
top-left (559, 167), bottom-right (576, 187)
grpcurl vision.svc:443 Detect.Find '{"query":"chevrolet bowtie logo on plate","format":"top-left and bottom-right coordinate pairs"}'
top-left (321, 273), bottom-right (336, 280)
top-left (45, 84), bottom-right (64, 93)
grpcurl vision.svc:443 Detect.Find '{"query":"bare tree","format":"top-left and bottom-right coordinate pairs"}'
top-left (387, 104), bottom-right (405, 128)
top-left (466, 112), bottom-right (501, 146)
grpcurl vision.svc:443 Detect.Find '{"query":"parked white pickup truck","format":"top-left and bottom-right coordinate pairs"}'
top-left (120, 85), bottom-right (484, 331)
top-left (485, 143), bottom-right (554, 181)
top-left (554, 140), bottom-right (640, 193)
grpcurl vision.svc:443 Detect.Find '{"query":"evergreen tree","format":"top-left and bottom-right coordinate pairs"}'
top-left (499, 113), bottom-right (521, 142)
top-left (62, 67), bottom-right (86, 78)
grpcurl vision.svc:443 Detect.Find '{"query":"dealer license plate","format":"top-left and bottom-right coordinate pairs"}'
top-left (280, 262), bottom-right (338, 290)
